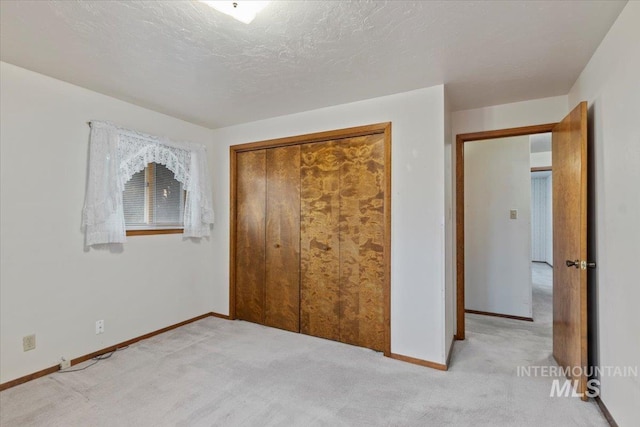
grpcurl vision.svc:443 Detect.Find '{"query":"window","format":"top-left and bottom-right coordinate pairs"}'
top-left (83, 121), bottom-right (213, 246)
top-left (123, 163), bottom-right (186, 234)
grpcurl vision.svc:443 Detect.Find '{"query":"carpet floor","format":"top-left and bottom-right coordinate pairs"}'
top-left (0, 264), bottom-right (607, 426)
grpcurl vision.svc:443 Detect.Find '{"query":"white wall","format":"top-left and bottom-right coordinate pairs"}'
top-left (568, 2), bottom-right (640, 425)
top-left (444, 89), bottom-right (455, 358)
top-left (0, 62), bottom-right (215, 383)
top-left (530, 151), bottom-right (552, 168)
top-left (464, 136), bottom-right (532, 318)
top-left (452, 96), bottom-right (569, 136)
top-left (210, 86), bottom-right (448, 364)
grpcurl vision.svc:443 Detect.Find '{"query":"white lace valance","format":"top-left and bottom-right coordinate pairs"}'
top-left (82, 121), bottom-right (214, 246)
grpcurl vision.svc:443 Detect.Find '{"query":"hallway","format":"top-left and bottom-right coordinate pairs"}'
top-left (531, 262), bottom-right (553, 325)
top-left (456, 263), bottom-right (554, 371)
top-left (450, 262), bottom-right (605, 424)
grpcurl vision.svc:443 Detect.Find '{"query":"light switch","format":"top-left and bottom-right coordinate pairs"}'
top-left (510, 209), bottom-right (518, 220)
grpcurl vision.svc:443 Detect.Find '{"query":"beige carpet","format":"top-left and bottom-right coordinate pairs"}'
top-left (0, 264), bottom-right (607, 426)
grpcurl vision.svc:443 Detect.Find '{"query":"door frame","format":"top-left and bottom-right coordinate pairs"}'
top-left (229, 122), bottom-right (392, 356)
top-left (455, 123), bottom-right (557, 340)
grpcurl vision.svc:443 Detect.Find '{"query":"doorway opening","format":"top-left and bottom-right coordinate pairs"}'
top-left (461, 132), bottom-right (554, 327)
top-left (454, 102), bottom-right (590, 399)
top-left (455, 123), bottom-right (556, 340)
top-left (531, 152), bottom-right (553, 328)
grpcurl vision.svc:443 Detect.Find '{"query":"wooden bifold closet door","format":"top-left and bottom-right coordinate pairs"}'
top-left (235, 150), bottom-right (266, 326)
top-left (264, 146), bottom-right (301, 332)
top-left (300, 141), bottom-right (341, 341)
top-left (233, 128), bottom-right (388, 353)
top-left (235, 146), bottom-right (301, 333)
top-left (300, 135), bottom-right (386, 351)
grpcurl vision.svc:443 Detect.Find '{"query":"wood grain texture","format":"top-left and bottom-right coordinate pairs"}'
top-left (455, 123), bottom-right (557, 340)
top-left (235, 150), bottom-right (266, 325)
top-left (265, 146), bottom-right (301, 332)
top-left (552, 101), bottom-right (588, 400)
top-left (300, 141), bottom-right (342, 341)
top-left (230, 122), bottom-right (391, 355)
top-left (339, 134), bottom-right (386, 351)
top-left (229, 146), bottom-right (238, 319)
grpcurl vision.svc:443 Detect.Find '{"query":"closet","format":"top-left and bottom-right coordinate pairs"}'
top-left (235, 146), bottom-right (301, 332)
top-left (231, 124), bottom-right (390, 353)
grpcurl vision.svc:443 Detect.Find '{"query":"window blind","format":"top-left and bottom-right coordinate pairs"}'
top-left (123, 163), bottom-right (185, 230)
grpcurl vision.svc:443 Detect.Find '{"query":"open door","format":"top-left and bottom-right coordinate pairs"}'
top-left (552, 101), bottom-right (589, 400)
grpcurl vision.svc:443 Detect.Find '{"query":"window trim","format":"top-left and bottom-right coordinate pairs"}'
top-left (126, 228), bottom-right (183, 237)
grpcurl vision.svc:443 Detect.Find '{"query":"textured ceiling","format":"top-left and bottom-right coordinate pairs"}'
top-left (0, 1), bottom-right (627, 129)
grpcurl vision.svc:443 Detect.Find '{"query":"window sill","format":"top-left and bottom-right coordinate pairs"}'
top-left (126, 229), bottom-right (183, 236)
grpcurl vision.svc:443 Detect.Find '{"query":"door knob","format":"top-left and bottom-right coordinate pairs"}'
top-left (565, 259), bottom-right (580, 268)
top-left (274, 243), bottom-right (281, 248)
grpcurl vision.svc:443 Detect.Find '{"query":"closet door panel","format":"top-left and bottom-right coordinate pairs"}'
top-left (339, 135), bottom-right (386, 351)
top-left (265, 146), bottom-right (301, 332)
top-left (235, 150), bottom-right (266, 324)
top-left (300, 142), bottom-right (341, 341)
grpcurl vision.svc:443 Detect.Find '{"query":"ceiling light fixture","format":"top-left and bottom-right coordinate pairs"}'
top-left (198, 1), bottom-right (271, 24)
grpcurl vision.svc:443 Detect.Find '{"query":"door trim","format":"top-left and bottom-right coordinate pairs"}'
top-left (531, 166), bottom-right (552, 172)
top-left (455, 123), bottom-right (557, 340)
top-left (465, 309), bottom-right (533, 322)
top-left (229, 122), bottom-right (392, 356)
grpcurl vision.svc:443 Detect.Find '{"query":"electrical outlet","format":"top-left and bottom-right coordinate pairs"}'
top-left (59, 357), bottom-right (70, 370)
top-left (23, 334), bottom-right (36, 352)
top-left (510, 209), bottom-right (518, 220)
top-left (95, 319), bottom-right (104, 334)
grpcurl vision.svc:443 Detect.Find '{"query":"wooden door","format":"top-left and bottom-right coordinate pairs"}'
top-left (300, 135), bottom-right (386, 351)
top-left (552, 101), bottom-right (588, 400)
top-left (233, 123), bottom-right (390, 355)
top-left (300, 141), bottom-right (342, 341)
top-left (339, 134), bottom-right (386, 351)
top-left (235, 150), bottom-right (266, 324)
top-left (265, 146), bottom-right (301, 332)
